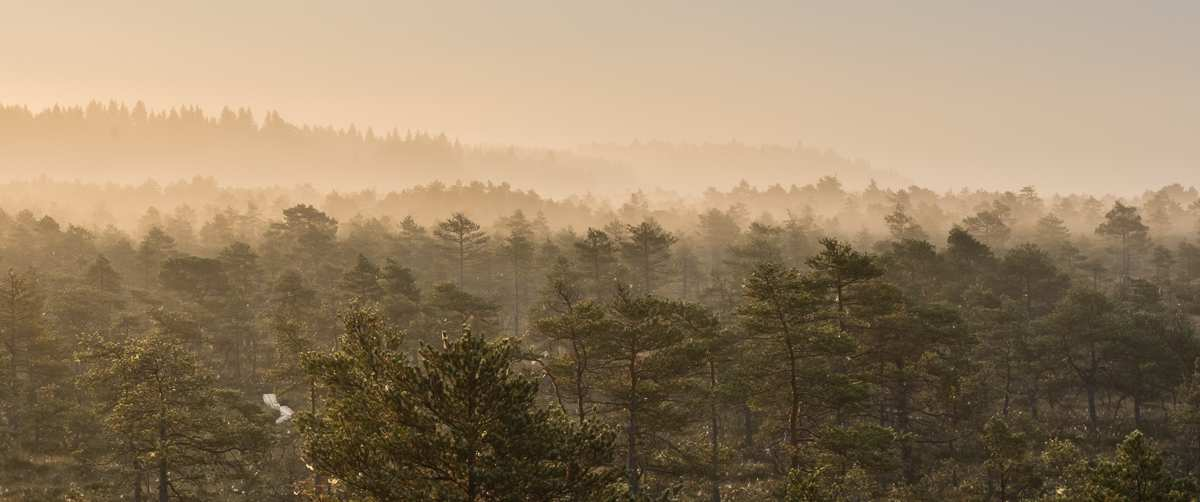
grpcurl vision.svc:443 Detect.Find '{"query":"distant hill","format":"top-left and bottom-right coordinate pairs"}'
top-left (0, 101), bottom-right (904, 197)
top-left (575, 140), bottom-right (907, 193)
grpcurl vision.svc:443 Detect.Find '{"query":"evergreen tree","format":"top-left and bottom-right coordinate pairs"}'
top-left (805, 238), bottom-right (883, 331)
top-left (0, 268), bottom-right (44, 438)
top-left (78, 328), bottom-right (270, 501)
top-left (943, 227), bottom-right (997, 300)
top-left (1082, 431), bottom-right (1193, 501)
top-left (1042, 288), bottom-right (1121, 433)
top-left (380, 257), bottom-right (422, 324)
top-left (884, 204), bottom-right (928, 242)
top-left (431, 282), bottom-right (499, 332)
top-left (574, 228), bottom-right (618, 297)
top-left (996, 244), bottom-right (1070, 319)
top-left (1096, 201), bottom-right (1150, 280)
top-left (263, 204), bottom-right (339, 284)
top-left (595, 289), bottom-right (696, 498)
top-left (398, 215), bottom-right (436, 281)
top-left (500, 210), bottom-right (536, 337)
top-left (86, 254), bottom-right (123, 292)
top-left (1034, 213), bottom-right (1071, 253)
top-left (740, 263), bottom-right (855, 471)
top-left (435, 212), bottom-right (489, 289)
top-left (533, 258), bottom-right (608, 423)
top-left (698, 207), bottom-right (744, 273)
top-left (340, 253), bottom-right (384, 302)
top-left (621, 219), bottom-right (677, 294)
top-left (137, 227), bottom-right (177, 288)
top-left (726, 222), bottom-right (784, 279)
top-left (298, 306), bottom-right (620, 501)
top-left (962, 202), bottom-right (1013, 250)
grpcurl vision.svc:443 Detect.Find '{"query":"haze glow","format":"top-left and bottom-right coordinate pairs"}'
top-left (3, 1), bottom-right (1199, 194)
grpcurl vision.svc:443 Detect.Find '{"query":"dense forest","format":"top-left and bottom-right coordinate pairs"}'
top-left (2, 175), bottom-right (1200, 501)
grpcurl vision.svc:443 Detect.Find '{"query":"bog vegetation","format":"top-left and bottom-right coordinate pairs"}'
top-left (3, 174), bottom-right (1200, 501)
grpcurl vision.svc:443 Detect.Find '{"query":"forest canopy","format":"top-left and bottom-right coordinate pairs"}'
top-left (2, 171), bottom-right (1200, 500)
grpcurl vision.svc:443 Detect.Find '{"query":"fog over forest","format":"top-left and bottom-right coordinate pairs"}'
top-left (4, 99), bottom-right (1200, 501)
top-left (8, 2), bottom-right (1200, 501)
top-left (0, 101), bottom-right (902, 199)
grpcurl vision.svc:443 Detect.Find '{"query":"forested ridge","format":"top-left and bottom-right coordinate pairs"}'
top-left (0, 102), bottom-right (900, 196)
top-left (4, 177), bottom-right (1200, 500)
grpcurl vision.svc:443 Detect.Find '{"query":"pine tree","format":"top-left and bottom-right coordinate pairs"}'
top-left (574, 228), bottom-right (618, 297)
top-left (698, 206), bottom-right (744, 274)
top-left (86, 255), bottom-right (123, 293)
top-left (1096, 201), bottom-right (1150, 280)
top-left (943, 227), bottom-right (997, 301)
top-left (0, 268), bottom-right (43, 439)
top-left (740, 263), bottom-right (855, 471)
top-left (137, 227), bottom-right (177, 288)
top-left (398, 215), bottom-right (436, 281)
top-left (726, 222), bottom-right (784, 279)
top-left (298, 306), bottom-right (620, 501)
top-left (1034, 213), bottom-right (1071, 254)
top-left (380, 258), bottom-right (422, 324)
top-left (340, 254), bottom-right (384, 302)
top-left (263, 204), bottom-right (340, 284)
top-left (217, 242), bottom-right (264, 382)
top-left (996, 244), bottom-right (1070, 319)
top-left (430, 282), bottom-right (499, 332)
top-left (595, 289), bottom-right (696, 498)
top-left (434, 212), bottom-right (489, 289)
top-left (1042, 288), bottom-right (1121, 433)
top-left (500, 211), bottom-right (536, 337)
top-left (666, 300), bottom-right (733, 502)
top-left (1082, 431), bottom-right (1193, 501)
top-left (78, 328), bottom-right (270, 501)
top-left (620, 219), bottom-right (677, 294)
top-left (805, 238), bottom-right (883, 331)
top-left (962, 202), bottom-right (1012, 250)
top-left (533, 258), bottom-right (610, 423)
top-left (884, 204), bottom-right (928, 242)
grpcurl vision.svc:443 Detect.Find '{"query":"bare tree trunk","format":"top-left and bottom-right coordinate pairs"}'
top-left (157, 420), bottom-right (169, 502)
top-left (1086, 381), bottom-right (1099, 433)
top-left (133, 456), bottom-right (144, 502)
top-left (458, 239), bottom-right (466, 287)
top-left (512, 255), bottom-right (520, 337)
top-left (572, 338), bottom-right (587, 423)
top-left (785, 338), bottom-right (801, 470)
top-left (626, 349), bottom-right (641, 498)
top-left (708, 359), bottom-right (722, 502)
top-left (897, 358), bottom-right (914, 483)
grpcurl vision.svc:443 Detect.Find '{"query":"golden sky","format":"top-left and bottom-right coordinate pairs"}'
top-left (3, 1), bottom-right (1199, 194)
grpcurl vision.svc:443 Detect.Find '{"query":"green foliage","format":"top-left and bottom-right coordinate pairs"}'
top-left (77, 327), bottom-right (270, 501)
top-left (785, 464), bottom-right (874, 502)
top-left (339, 253), bottom-right (384, 302)
top-left (434, 212), bottom-right (489, 288)
top-left (7, 188), bottom-right (1200, 501)
top-left (298, 306), bottom-right (620, 501)
top-left (1080, 431), bottom-right (1193, 501)
top-left (620, 219), bottom-right (677, 293)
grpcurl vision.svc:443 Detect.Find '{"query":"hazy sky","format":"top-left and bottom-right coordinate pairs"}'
top-left (3, 1), bottom-right (1199, 194)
